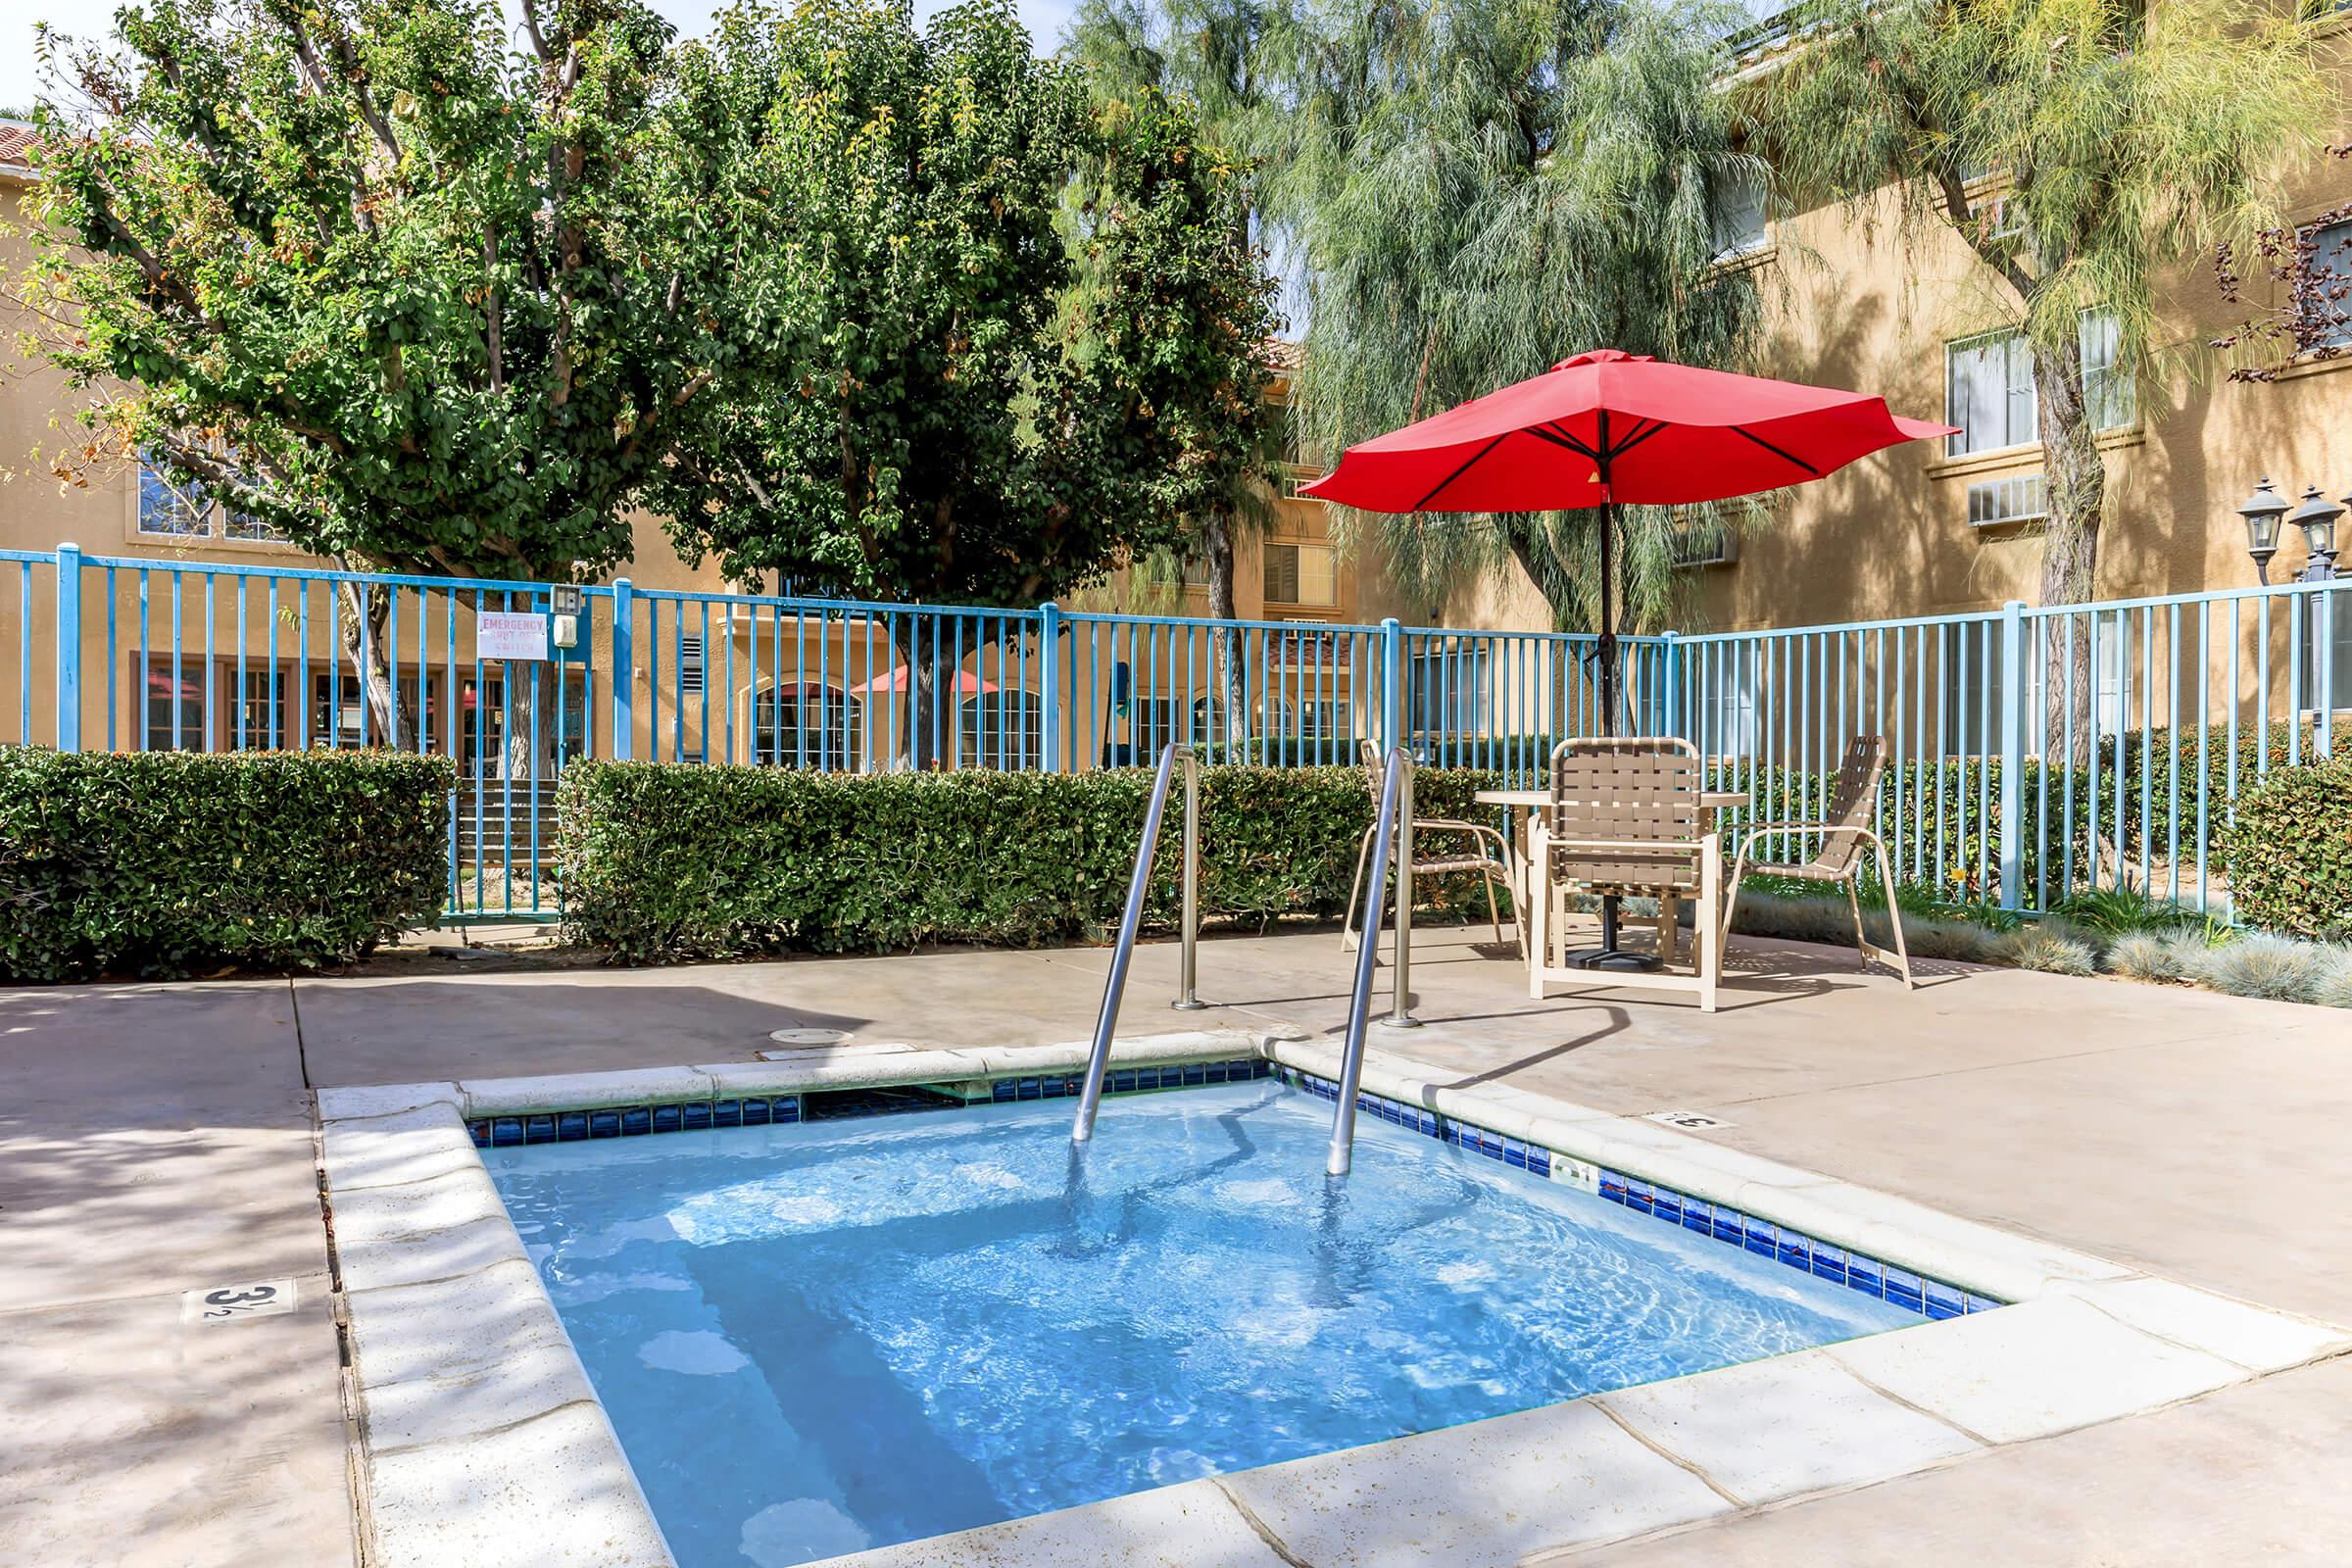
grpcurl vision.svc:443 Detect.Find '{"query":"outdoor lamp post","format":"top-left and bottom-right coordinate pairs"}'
top-left (2289, 485), bottom-right (2343, 582)
top-left (2240, 477), bottom-right (2290, 584)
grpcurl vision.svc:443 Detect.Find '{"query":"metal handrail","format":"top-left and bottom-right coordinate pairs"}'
top-left (1071, 743), bottom-right (1202, 1143)
top-left (1329, 746), bottom-right (1417, 1176)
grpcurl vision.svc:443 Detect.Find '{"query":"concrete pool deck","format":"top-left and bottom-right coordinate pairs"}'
top-left (7, 924), bottom-right (2352, 1565)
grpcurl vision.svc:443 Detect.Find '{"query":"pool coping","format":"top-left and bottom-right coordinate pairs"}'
top-left (317, 1027), bottom-right (2352, 1568)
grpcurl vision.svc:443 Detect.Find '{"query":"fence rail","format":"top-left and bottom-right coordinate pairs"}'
top-left (4, 542), bottom-right (2341, 922)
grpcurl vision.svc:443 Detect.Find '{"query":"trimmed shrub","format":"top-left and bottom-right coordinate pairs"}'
top-left (555, 760), bottom-right (1515, 962)
top-left (2183, 934), bottom-right (2331, 1004)
top-left (0, 748), bottom-right (454, 983)
top-left (2216, 754), bottom-right (2352, 939)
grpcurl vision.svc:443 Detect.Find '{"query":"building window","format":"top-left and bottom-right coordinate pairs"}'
top-left (754, 683), bottom-right (864, 769)
top-left (2295, 216), bottom-right (2352, 352)
top-left (1944, 311), bottom-right (2132, 457)
top-left (135, 452), bottom-right (288, 544)
top-left (143, 661), bottom-right (207, 751)
top-left (960, 693), bottom-right (1044, 768)
top-left (1710, 163), bottom-right (1769, 264)
top-left (1263, 541), bottom-right (1337, 608)
top-left (1409, 644), bottom-right (1490, 738)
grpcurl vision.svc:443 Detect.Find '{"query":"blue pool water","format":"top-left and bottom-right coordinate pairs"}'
top-left (487, 1081), bottom-right (1915, 1568)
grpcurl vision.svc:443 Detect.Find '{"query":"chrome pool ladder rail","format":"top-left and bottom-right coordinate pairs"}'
top-left (1329, 746), bottom-right (1417, 1176)
top-left (1072, 743), bottom-right (1202, 1144)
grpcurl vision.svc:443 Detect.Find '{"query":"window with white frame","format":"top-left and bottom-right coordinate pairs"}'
top-left (1262, 541), bottom-right (1337, 608)
top-left (960, 693), bottom-right (1044, 768)
top-left (2295, 216), bottom-right (2352, 352)
top-left (1688, 648), bottom-right (1757, 757)
top-left (1710, 163), bottom-right (1770, 264)
top-left (135, 451), bottom-right (288, 543)
top-left (754, 683), bottom-right (864, 769)
top-left (1409, 645), bottom-right (1490, 739)
top-left (1944, 311), bottom-right (2133, 457)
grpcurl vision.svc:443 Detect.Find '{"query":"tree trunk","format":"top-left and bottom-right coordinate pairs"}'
top-left (891, 619), bottom-right (943, 771)
top-left (1202, 514), bottom-right (1250, 759)
top-left (2033, 345), bottom-right (2108, 767)
top-left (332, 575), bottom-right (410, 751)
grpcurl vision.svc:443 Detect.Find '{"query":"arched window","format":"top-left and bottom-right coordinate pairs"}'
top-left (958, 692), bottom-right (1045, 769)
top-left (754, 683), bottom-right (864, 770)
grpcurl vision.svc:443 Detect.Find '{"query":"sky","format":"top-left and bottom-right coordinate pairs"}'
top-left (0, 0), bottom-right (1084, 120)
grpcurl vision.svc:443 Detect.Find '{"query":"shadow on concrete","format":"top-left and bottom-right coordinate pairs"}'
top-left (293, 981), bottom-right (872, 1087)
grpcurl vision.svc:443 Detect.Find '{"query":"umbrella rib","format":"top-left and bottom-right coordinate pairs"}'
top-left (1412, 433), bottom-right (1512, 511)
top-left (1731, 425), bottom-right (1821, 476)
top-left (1611, 419), bottom-right (1671, 461)
top-left (1531, 423), bottom-right (1600, 461)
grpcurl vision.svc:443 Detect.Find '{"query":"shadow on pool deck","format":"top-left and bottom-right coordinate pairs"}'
top-left (6, 921), bottom-right (2352, 1566)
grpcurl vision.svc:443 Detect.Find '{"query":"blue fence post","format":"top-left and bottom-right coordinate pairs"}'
top-left (1997, 598), bottom-right (2026, 910)
top-left (1038, 601), bottom-right (1062, 772)
top-left (54, 542), bottom-right (81, 753)
top-left (1380, 617), bottom-right (1403, 755)
top-left (611, 577), bottom-right (634, 760)
top-left (1659, 630), bottom-right (1681, 740)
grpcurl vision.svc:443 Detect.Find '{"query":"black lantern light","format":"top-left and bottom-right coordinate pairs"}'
top-left (2239, 477), bottom-right (2291, 584)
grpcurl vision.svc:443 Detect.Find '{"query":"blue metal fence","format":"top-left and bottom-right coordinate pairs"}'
top-left (3, 541), bottom-right (2341, 922)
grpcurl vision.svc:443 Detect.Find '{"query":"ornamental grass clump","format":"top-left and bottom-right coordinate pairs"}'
top-left (2184, 935), bottom-right (2331, 1004)
top-left (2103, 930), bottom-right (2186, 983)
top-left (2315, 953), bottom-right (2352, 1009)
top-left (1992, 924), bottom-right (2099, 977)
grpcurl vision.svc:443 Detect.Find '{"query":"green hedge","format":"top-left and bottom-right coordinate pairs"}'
top-left (2217, 755), bottom-right (2352, 938)
top-left (556, 760), bottom-right (1513, 961)
top-left (0, 749), bottom-right (455, 983)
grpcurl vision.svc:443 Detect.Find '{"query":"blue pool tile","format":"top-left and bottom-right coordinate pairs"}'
top-left (775, 1098), bottom-right (802, 1124)
top-left (1844, 1253), bottom-right (1886, 1298)
top-left (1710, 1208), bottom-right (1744, 1243)
top-left (1743, 1215), bottom-right (1778, 1257)
top-left (742, 1099), bottom-right (771, 1127)
top-left (620, 1106), bottom-right (653, 1137)
top-left (589, 1109), bottom-right (621, 1139)
top-left (1924, 1278), bottom-right (1964, 1316)
top-left (467, 1120), bottom-right (490, 1148)
top-left (490, 1116), bottom-right (524, 1148)
top-left (1809, 1244), bottom-right (1847, 1285)
top-left (712, 1100), bottom-right (741, 1128)
top-left (651, 1104), bottom-right (684, 1134)
top-left (681, 1102), bottom-right (711, 1132)
top-left (524, 1114), bottom-right (557, 1145)
top-left (1648, 1189), bottom-right (1682, 1224)
top-left (1681, 1199), bottom-right (1713, 1235)
top-left (992, 1081), bottom-right (1017, 1103)
top-left (557, 1110), bottom-right (590, 1142)
top-left (1776, 1231), bottom-right (1812, 1271)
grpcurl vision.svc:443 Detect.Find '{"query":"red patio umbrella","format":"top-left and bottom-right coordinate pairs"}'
top-left (1303, 348), bottom-right (1951, 969)
top-left (1302, 349), bottom-right (1953, 730)
top-left (857, 666), bottom-right (1001, 697)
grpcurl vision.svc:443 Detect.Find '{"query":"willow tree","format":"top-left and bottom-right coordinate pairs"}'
top-left (647, 0), bottom-right (1274, 766)
top-left (1065, 0), bottom-right (1294, 743)
top-left (1284, 0), bottom-right (1767, 634)
top-left (1762, 0), bottom-right (2321, 732)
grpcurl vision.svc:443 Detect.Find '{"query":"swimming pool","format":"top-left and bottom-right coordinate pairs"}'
top-left (487, 1077), bottom-right (1918, 1568)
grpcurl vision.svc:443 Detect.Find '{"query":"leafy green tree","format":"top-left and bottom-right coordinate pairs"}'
top-left (1283, 0), bottom-right (1767, 634)
top-left (1762, 0), bottom-right (2321, 738)
top-left (22, 0), bottom-right (726, 747)
top-left (648, 0), bottom-right (1276, 765)
top-left (1066, 0), bottom-right (1292, 743)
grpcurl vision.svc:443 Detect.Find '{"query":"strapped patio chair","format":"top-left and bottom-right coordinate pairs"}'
top-left (1717, 734), bottom-right (1913, 989)
top-left (1528, 737), bottom-right (1722, 1011)
top-left (1342, 740), bottom-right (1520, 956)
